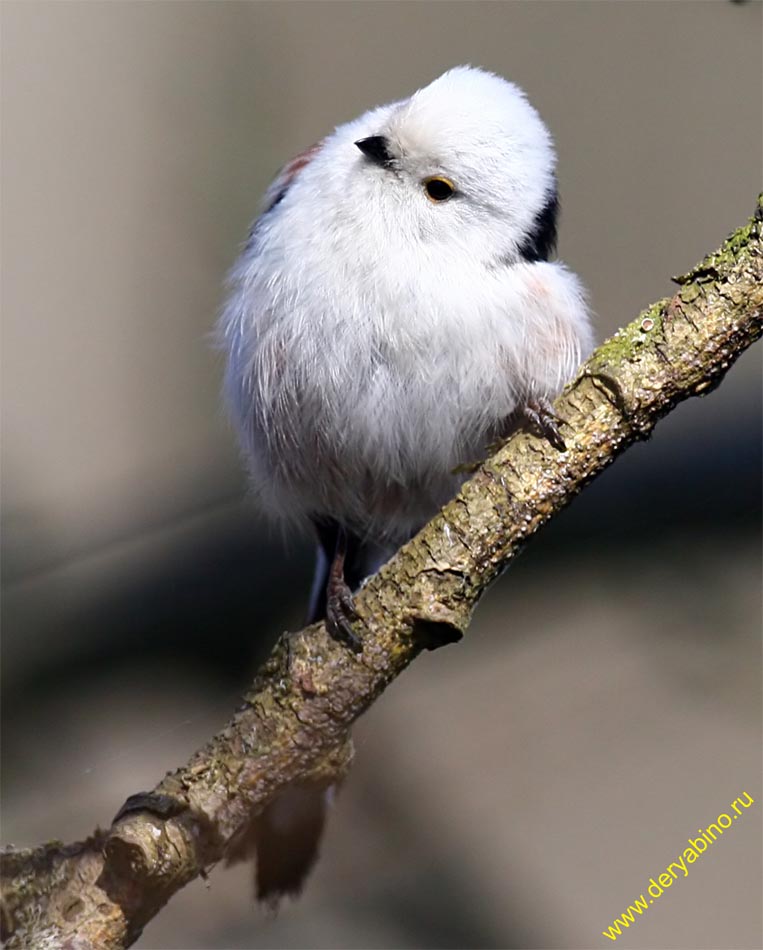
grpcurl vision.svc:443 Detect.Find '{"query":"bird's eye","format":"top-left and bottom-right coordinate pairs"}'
top-left (423, 177), bottom-right (455, 202)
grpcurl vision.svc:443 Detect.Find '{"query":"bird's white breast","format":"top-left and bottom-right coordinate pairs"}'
top-left (221, 130), bottom-right (591, 541)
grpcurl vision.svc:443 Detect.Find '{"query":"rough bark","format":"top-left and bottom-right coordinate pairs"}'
top-left (3, 197), bottom-right (762, 950)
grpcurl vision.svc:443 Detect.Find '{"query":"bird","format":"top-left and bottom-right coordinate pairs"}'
top-left (218, 65), bottom-right (594, 899)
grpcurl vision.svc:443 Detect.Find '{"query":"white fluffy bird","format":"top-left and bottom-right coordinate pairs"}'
top-left (219, 64), bottom-right (594, 902)
top-left (221, 65), bottom-right (593, 650)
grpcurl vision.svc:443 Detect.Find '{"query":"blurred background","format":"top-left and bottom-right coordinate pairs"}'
top-left (2, 2), bottom-right (761, 948)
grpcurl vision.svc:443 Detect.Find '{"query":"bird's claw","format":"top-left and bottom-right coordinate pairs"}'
top-left (326, 578), bottom-right (363, 653)
top-left (325, 530), bottom-right (363, 653)
top-left (523, 397), bottom-right (567, 451)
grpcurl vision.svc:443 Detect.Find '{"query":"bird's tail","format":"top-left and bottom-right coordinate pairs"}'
top-left (229, 520), bottom-right (388, 904)
top-left (227, 781), bottom-right (334, 905)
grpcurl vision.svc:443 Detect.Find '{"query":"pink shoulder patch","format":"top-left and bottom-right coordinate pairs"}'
top-left (263, 142), bottom-right (322, 213)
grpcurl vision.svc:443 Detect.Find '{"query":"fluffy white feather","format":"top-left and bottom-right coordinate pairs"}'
top-left (220, 65), bottom-right (594, 543)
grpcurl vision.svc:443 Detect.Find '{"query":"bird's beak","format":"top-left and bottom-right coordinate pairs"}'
top-left (354, 135), bottom-right (394, 168)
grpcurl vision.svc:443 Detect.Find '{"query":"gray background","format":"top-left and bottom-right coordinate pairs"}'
top-left (2, 2), bottom-right (761, 948)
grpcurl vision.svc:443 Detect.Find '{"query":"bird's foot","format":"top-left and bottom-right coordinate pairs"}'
top-left (325, 531), bottom-right (363, 654)
top-left (523, 396), bottom-right (567, 451)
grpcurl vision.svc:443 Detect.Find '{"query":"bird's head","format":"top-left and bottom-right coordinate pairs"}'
top-left (344, 66), bottom-right (559, 264)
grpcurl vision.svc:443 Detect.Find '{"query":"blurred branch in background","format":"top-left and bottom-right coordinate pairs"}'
top-left (2, 198), bottom-right (762, 950)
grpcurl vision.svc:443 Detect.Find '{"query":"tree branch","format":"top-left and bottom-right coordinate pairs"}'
top-left (3, 197), bottom-right (762, 950)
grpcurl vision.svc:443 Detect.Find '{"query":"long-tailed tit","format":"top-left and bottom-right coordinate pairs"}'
top-left (219, 66), bottom-right (594, 897)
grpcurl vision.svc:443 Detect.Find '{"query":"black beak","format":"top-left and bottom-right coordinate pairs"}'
top-left (355, 135), bottom-right (394, 168)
